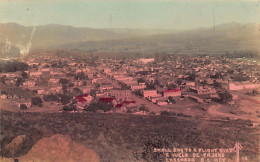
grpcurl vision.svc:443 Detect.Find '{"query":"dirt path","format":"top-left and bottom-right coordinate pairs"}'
top-left (208, 103), bottom-right (260, 123)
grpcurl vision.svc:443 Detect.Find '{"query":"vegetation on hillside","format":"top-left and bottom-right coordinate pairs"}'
top-left (0, 111), bottom-right (259, 161)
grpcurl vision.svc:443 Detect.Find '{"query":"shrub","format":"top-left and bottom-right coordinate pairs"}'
top-left (31, 97), bottom-right (43, 107)
top-left (20, 104), bottom-right (27, 110)
top-left (62, 104), bottom-right (76, 111)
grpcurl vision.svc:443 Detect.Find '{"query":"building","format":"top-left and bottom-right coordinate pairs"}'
top-left (156, 99), bottom-right (168, 105)
top-left (23, 81), bottom-right (36, 88)
top-left (130, 84), bottom-right (146, 91)
top-left (100, 84), bottom-right (114, 92)
top-left (189, 95), bottom-right (203, 103)
top-left (142, 90), bottom-right (158, 98)
top-left (110, 89), bottom-right (131, 101)
top-left (189, 86), bottom-right (217, 95)
top-left (30, 71), bottom-right (42, 77)
top-left (139, 58), bottom-right (154, 64)
top-left (163, 89), bottom-right (181, 97)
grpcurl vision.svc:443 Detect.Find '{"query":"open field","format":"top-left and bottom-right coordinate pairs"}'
top-left (0, 111), bottom-right (259, 162)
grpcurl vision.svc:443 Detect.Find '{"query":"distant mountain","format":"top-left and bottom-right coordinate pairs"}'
top-left (0, 22), bottom-right (259, 57)
top-left (59, 22), bottom-right (260, 54)
top-left (0, 22), bottom-right (129, 49)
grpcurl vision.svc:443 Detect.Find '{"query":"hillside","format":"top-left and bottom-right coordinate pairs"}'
top-left (0, 111), bottom-right (259, 162)
top-left (0, 22), bottom-right (259, 57)
top-left (60, 22), bottom-right (260, 54)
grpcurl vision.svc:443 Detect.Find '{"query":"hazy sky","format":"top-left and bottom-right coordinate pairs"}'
top-left (0, 0), bottom-right (259, 29)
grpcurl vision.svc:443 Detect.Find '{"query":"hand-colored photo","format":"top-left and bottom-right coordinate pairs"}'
top-left (0, 0), bottom-right (259, 161)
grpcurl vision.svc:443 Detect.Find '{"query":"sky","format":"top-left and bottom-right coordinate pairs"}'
top-left (0, 0), bottom-right (259, 29)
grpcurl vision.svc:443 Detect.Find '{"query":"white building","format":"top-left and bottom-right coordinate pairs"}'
top-left (142, 90), bottom-right (158, 98)
top-left (139, 58), bottom-right (154, 64)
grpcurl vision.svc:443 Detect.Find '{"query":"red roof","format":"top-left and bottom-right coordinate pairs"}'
top-left (163, 89), bottom-right (181, 93)
top-left (75, 93), bottom-right (89, 103)
top-left (83, 93), bottom-right (88, 97)
top-left (115, 103), bottom-right (124, 108)
top-left (99, 97), bottom-right (114, 103)
top-left (75, 96), bottom-right (87, 103)
top-left (122, 100), bottom-right (136, 104)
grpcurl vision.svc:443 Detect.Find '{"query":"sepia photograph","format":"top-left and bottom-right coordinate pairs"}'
top-left (0, 0), bottom-right (259, 161)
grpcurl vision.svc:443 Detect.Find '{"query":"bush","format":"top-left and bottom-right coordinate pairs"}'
top-left (62, 104), bottom-right (76, 111)
top-left (58, 94), bottom-right (72, 105)
top-left (59, 78), bottom-right (69, 85)
top-left (139, 105), bottom-right (149, 112)
top-left (219, 91), bottom-right (233, 103)
top-left (43, 94), bottom-right (60, 102)
top-left (160, 111), bottom-right (170, 116)
top-left (160, 111), bottom-right (176, 116)
top-left (31, 97), bottom-right (43, 107)
top-left (20, 104), bottom-right (27, 110)
top-left (84, 101), bottom-right (113, 113)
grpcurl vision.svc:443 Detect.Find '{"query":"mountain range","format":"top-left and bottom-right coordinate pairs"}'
top-left (0, 22), bottom-right (259, 57)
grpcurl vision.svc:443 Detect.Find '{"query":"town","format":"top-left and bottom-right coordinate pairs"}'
top-left (1, 52), bottom-right (259, 123)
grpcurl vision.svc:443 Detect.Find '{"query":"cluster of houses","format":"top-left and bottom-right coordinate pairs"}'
top-left (0, 54), bottom-right (259, 112)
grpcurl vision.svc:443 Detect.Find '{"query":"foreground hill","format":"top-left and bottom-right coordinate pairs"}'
top-left (2, 134), bottom-right (99, 162)
top-left (0, 111), bottom-right (259, 161)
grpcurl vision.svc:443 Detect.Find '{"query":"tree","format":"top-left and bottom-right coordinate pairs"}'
top-left (59, 78), bottom-right (69, 85)
top-left (0, 76), bottom-right (6, 84)
top-left (43, 94), bottom-right (60, 102)
top-left (168, 96), bottom-right (176, 104)
top-left (68, 82), bottom-right (74, 87)
top-left (219, 91), bottom-right (233, 103)
top-left (31, 97), bottom-right (43, 107)
top-left (58, 94), bottom-right (72, 105)
top-left (167, 84), bottom-right (177, 90)
top-left (21, 71), bottom-right (28, 79)
top-left (72, 88), bottom-right (82, 96)
top-left (90, 89), bottom-right (96, 97)
top-left (137, 78), bottom-right (145, 84)
top-left (188, 73), bottom-right (196, 81)
top-left (75, 72), bottom-right (88, 80)
top-left (176, 79), bottom-right (182, 85)
top-left (62, 104), bottom-right (76, 111)
top-left (84, 101), bottom-right (113, 113)
top-left (62, 84), bottom-right (68, 94)
top-left (15, 77), bottom-right (23, 87)
top-left (139, 104), bottom-right (149, 112)
top-left (20, 104), bottom-right (27, 110)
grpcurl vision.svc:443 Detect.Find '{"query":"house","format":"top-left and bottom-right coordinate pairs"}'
top-left (110, 89), bottom-right (131, 101)
top-left (182, 81), bottom-right (195, 87)
top-left (49, 86), bottom-right (62, 93)
top-left (150, 96), bottom-right (164, 103)
top-left (163, 89), bottom-right (181, 97)
top-left (189, 95), bottom-right (204, 103)
top-left (139, 58), bottom-right (154, 64)
top-left (23, 81), bottom-right (36, 88)
top-left (189, 86), bottom-right (217, 95)
top-left (130, 84), bottom-right (146, 91)
top-left (30, 71), bottom-right (42, 77)
top-left (156, 99), bottom-right (168, 106)
top-left (0, 94), bottom-right (7, 99)
top-left (99, 84), bottom-right (114, 92)
top-left (142, 90), bottom-right (158, 98)
top-left (36, 89), bottom-right (45, 95)
top-left (49, 78), bottom-right (59, 84)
